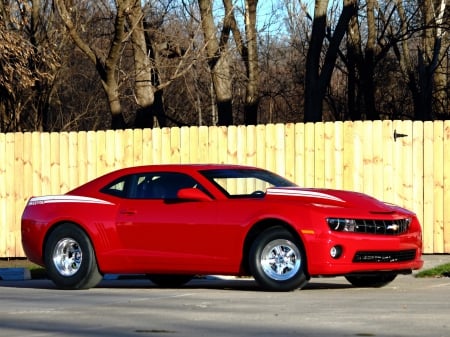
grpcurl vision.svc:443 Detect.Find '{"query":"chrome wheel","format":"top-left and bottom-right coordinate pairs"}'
top-left (260, 239), bottom-right (301, 281)
top-left (52, 238), bottom-right (83, 277)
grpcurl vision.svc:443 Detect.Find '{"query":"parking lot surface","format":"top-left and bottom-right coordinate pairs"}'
top-left (1, 269), bottom-right (449, 337)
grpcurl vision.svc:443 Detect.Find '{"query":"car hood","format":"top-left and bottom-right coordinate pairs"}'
top-left (266, 187), bottom-right (403, 213)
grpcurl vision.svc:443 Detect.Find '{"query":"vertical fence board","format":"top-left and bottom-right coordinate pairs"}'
top-left (294, 123), bottom-right (305, 186)
top-left (275, 124), bottom-right (286, 177)
top-left (246, 125), bottom-right (257, 167)
top-left (113, 130), bottom-right (124, 169)
top-left (199, 126), bottom-right (209, 163)
top-left (237, 125), bottom-right (247, 166)
top-left (433, 121), bottom-right (444, 253)
top-left (178, 127), bottom-right (189, 164)
top-left (142, 129), bottom-right (153, 164)
top-left (58, 132), bottom-right (69, 193)
top-left (323, 122), bottom-right (335, 188)
top-left (77, 131), bottom-right (88, 185)
top-left (256, 125), bottom-right (266, 171)
top-left (382, 121), bottom-right (395, 204)
top-left (314, 123), bottom-right (325, 188)
top-left (423, 121), bottom-right (434, 253)
top-left (343, 122), bottom-right (354, 191)
top-left (50, 133), bottom-right (61, 194)
top-left (0, 133), bottom-right (7, 256)
top-left (444, 121), bottom-right (450, 252)
top-left (5, 133), bottom-right (15, 256)
top-left (208, 126), bottom-right (219, 164)
top-left (123, 129), bottom-right (135, 167)
top-left (401, 120), bottom-right (414, 210)
top-left (304, 123), bottom-right (315, 187)
top-left (133, 129), bottom-right (143, 166)
top-left (169, 127), bottom-right (181, 164)
top-left (189, 126), bottom-right (200, 163)
top-left (412, 122), bottom-right (424, 234)
top-left (151, 128), bottom-right (162, 164)
top-left (371, 121), bottom-right (383, 200)
top-left (96, 131), bottom-right (107, 175)
top-left (284, 123), bottom-right (295, 182)
top-left (362, 121), bottom-right (373, 195)
top-left (334, 122), bottom-right (344, 190)
top-left (68, 132), bottom-right (79, 189)
top-left (86, 131), bottom-right (98, 180)
top-left (14, 133), bottom-right (24, 252)
top-left (23, 132), bottom-right (33, 210)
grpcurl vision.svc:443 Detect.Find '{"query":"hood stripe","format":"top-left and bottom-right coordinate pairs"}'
top-left (28, 195), bottom-right (113, 206)
top-left (267, 188), bottom-right (345, 202)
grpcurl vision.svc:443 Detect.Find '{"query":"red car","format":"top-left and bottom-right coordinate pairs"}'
top-left (21, 164), bottom-right (423, 291)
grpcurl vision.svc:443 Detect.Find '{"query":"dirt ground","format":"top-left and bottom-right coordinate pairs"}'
top-left (0, 258), bottom-right (40, 269)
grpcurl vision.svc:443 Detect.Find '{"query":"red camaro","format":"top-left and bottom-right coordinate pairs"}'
top-left (21, 164), bottom-right (423, 291)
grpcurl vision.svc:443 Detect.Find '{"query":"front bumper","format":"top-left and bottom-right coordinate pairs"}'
top-left (304, 230), bottom-right (423, 277)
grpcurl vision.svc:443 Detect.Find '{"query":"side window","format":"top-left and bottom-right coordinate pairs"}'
top-left (101, 178), bottom-right (129, 198)
top-left (134, 172), bottom-right (199, 199)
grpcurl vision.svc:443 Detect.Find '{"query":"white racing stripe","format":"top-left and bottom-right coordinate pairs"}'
top-left (28, 195), bottom-right (113, 206)
top-left (267, 188), bottom-right (345, 202)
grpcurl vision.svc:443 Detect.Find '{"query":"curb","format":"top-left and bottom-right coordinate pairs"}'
top-left (0, 268), bottom-right (31, 281)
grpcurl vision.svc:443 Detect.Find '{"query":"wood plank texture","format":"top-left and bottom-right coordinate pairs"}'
top-left (0, 121), bottom-right (448, 256)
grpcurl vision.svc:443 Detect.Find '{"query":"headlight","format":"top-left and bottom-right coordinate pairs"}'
top-left (327, 218), bottom-right (357, 232)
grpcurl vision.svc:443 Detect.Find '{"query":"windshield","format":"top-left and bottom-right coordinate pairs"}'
top-left (200, 168), bottom-right (297, 198)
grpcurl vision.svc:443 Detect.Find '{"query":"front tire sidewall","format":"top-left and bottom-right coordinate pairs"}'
top-left (44, 224), bottom-right (102, 290)
top-left (249, 227), bottom-right (307, 291)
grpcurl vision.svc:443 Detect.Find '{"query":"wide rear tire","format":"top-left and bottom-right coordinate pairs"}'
top-left (44, 224), bottom-right (102, 290)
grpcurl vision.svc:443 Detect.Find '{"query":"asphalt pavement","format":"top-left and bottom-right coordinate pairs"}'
top-left (0, 254), bottom-right (449, 337)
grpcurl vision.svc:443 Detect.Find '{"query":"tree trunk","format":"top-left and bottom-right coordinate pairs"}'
top-left (304, 0), bottom-right (357, 123)
top-left (198, 0), bottom-right (233, 126)
top-left (243, 0), bottom-right (259, 125)
top-left (128, 0), bottom-right (156, 129)
top-left (54, 0), bottom-right (129, 129)
top-left (304, 0), bottom-right (328, 123)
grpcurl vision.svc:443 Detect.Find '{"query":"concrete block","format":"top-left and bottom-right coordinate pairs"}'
top-left (0, 268), bottom-right (31, 281)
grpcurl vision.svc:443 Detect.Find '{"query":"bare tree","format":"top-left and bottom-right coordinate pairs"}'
top-left (222, 0), bottom-right (259, 125)
top-left (198, 0), bottom-right (233, 125)
top-left (304, 0), bottom-right (358, 122)
top-left (0, 0), bottom-right (59, 132)
top-left (394, 0), bottom-right (448, 120)
top-left (54, 0), bottom-right (130, 129)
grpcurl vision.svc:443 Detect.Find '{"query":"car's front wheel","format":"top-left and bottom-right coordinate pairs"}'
top-left (345, 273), bottom-right (397, 288)
top-left (249, 227), bottom-right (308, 291)
top-left (44, 224), bottom-right (102, 290)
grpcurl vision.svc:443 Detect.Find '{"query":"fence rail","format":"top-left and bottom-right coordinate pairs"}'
top-left (1, 120), bottom-right (449, 257)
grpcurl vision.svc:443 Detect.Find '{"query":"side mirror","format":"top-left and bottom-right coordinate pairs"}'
top-left (177, 188), bottom-right (212, 201)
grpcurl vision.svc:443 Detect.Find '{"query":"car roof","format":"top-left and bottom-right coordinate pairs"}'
top-left (68, 164), bottom-right (265, 195)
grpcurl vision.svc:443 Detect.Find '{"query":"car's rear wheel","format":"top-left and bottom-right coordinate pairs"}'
top-left (345, 273), bottom-right (397, 288)
top-left (44, 224), bottom-right (102, 290)
top-left (249, 227), bottom-right (307, 291)
top-left (148, 274), bottom-right (194, 287)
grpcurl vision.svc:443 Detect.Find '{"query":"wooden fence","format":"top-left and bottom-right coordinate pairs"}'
top-left (1, 120), bottom-right (449, 257)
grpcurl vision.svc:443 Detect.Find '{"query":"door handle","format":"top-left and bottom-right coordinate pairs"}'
top-left (120, 208), bottom-right (137, 215)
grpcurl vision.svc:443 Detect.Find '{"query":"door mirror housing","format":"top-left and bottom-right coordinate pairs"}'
top-left (177, 188), bottom-right (212, 201)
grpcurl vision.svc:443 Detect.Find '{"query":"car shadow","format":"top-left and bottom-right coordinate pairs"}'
top-left (0, 275), bottom-right (354, 291)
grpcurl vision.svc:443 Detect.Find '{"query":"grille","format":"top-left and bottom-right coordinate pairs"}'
top-left (353, 249), bottom-right (417, 263)
top-left (353, 218), bottom-right (410, 235)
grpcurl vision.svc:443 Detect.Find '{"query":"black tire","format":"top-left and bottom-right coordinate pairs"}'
top-left (345, 273), bottom-right (397, 288)
top-left (44, 223), bottom-right (103, 290)
top-left (148, 274), bottom-right (194, 288)
top-left (249, 227), bottom-right (307, 291)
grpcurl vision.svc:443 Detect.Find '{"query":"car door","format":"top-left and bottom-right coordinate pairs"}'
top-left (115, 172), bottom-right (245, 274)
